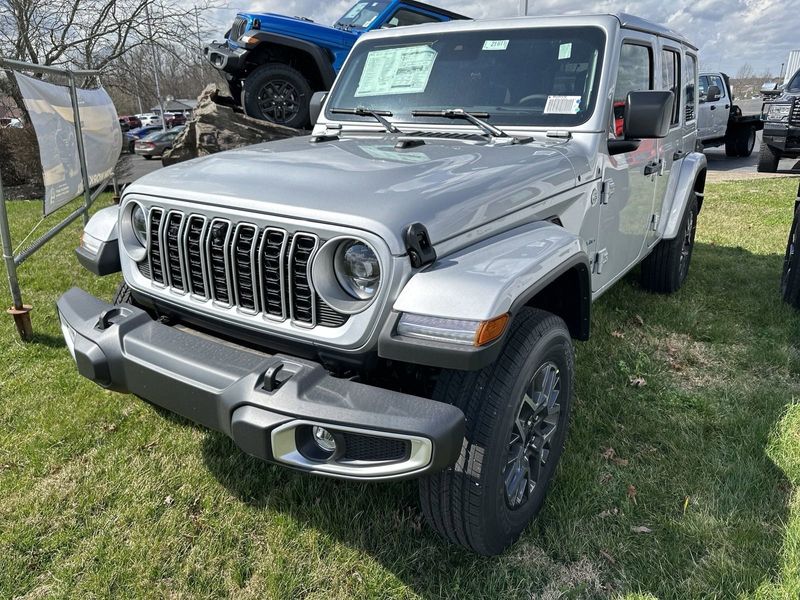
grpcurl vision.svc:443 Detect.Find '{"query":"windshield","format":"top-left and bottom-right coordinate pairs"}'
top-left (336, 1), bottom-right (391, 29)
top-left (789, 70), bottom-right (800, 93)
top-left (327, 26), bottom-right (606, 128)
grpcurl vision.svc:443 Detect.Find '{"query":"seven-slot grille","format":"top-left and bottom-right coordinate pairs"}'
top-left (229, 16), bottom-right (247, 42)
top-left (141, 209), bottom-right (348, 328)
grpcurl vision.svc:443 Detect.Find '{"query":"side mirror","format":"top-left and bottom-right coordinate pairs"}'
top-left (623, 90), bottom-right (674, 139)
top-left (310, 91), bottom-right (328, 125)
top-left (706, 85), bottom-right (721, 103)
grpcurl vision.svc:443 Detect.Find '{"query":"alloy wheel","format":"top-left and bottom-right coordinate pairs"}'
top-left (504, 361), bottom-right (561, 509)
top-left (257, 79), bottom-right (301, 124)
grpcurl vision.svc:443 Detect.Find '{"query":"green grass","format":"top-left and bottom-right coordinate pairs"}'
top-left (1, 178), bottom-right (800, 599)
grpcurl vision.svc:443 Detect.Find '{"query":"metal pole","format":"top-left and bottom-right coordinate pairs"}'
top-left (0, 171), bottom-right (33, 340)
top-left (67, 71), bottom-right (94, 226)
top-left (145, 1), bottom-right (168, 132)
top-left (520, 0), bottom-right (529, 15)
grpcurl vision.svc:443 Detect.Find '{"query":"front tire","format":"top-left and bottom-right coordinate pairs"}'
top-left (757, 141), bottom-right (780, 173)
top-left (640, 195), bottom-right (699, 294)
top-left (242, 63), bottom-right (312, 129)
top-left (113, 282), bottom-right (132, 305)
top-left (419, 308), bottom-right (574, 556)
top-left (781, 204), bottom-right (800, 309)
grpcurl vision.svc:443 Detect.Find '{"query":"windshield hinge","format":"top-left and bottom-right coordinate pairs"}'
top-left (403, 223), bottom-right (436, 268)
top-left (545, 130), bottom-right (572, 139)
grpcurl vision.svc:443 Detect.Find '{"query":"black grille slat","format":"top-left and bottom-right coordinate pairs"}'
top-left (260, 229), bottom-right (288, 319)
top-left (148, 209), bottom-right (165, 284)
top-left (232, 224), bottom-right (258, 312)
top-left (141, 210), bottom-right (349, 328)
top-left (164, 212), bottom-right (185, 291)
top-left (185, 217), bottom-right (207, 297)
top-left (290, 234), bottom-right (317, 325)
top-left (207, 220), bottom-right (231, 304)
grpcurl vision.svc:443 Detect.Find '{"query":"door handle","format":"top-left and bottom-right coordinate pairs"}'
top-left (644, 160), bottom-right (662, 176)
top-left (709, 105), bottom-right (716, 111)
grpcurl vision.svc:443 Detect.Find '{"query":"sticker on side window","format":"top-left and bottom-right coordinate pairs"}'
top-left (544, 95), bottom-right (582, 115)
top-left (355, 45), bottom-right (438, 97)
top-left (482, 40), bottom-right (509, 51)
top-left (558, 43), bottom-right (573, 60)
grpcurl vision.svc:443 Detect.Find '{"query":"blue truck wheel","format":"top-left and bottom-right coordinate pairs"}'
top-left (243, 63), bottom-right (312, 129)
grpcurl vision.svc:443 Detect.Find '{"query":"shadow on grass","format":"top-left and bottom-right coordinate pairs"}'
top-left (181, 240), bottom-right (797, 598)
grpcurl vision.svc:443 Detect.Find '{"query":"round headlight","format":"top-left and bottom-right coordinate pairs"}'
top-left (335, 241), bottom-right (380, 300)
top-left (131, 204), bottom-right (147, 247)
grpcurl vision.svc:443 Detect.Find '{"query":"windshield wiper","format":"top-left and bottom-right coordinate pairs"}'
top-left (411, 108), bottom-right (509, 139)
top-left (331, 107), bottom-right (400, 133)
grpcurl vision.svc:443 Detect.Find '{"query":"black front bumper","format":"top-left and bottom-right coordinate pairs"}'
top-left (56, 288), bottom-right (465, 481)
top-left (763, 123), bottom-right (800, 155)
top-left (203, 41), bottom-right (247, 74)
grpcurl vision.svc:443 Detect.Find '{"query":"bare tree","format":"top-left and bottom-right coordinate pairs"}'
top-left (736, 63), bottom-right (754, 80)
top-left (0, 0), bottom-right (219, 70)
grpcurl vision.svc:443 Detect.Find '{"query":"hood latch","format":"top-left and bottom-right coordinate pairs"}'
top-left (403, 223), bottom-right (436, 268)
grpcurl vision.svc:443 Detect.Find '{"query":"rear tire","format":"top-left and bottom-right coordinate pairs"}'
top-left (640, 195), bottom-right (699, 294)
top-left (781, 204), bottom-right (800, 309)
top-left (757, 141), bottom-right (780, 173)
top-left (243, 63), bottom-right (312, 129)
top-left (736, 127), bottom-right (756, 157)
top-left (419, 308), bottom-right (574, 556)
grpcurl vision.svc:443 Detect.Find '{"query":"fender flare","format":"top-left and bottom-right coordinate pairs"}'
top-left (379, 222), bottom-right (592, 370)
top-left (243, 31), bottom-right (336, 89)
top-left (661, 151), bottom-right (707, 240)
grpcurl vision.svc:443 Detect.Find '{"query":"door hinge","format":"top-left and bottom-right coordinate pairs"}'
top-left (594, 249), bottom-right (609, 274)
top-left (600, 179), bottom-right (615, 205)
top-left (650, 214), bottom-right (660, 231)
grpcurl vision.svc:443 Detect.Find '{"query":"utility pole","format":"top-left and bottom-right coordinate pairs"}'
top-left (520, 0), bottom-right (529, 16)
top-left (144, 0), bottom-right (167, 131)
top-left (194, 5), bottom-right (206, 79)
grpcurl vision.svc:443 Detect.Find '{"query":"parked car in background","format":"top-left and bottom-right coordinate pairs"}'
top-left (165, 112), bottom-right (187, 128)
top-left (697, 71), bottom-right (762, 158)
top-left (137, 113), bottom-right (163, 127)
top-left (64, 13), bottom-right (706, 556)
top-left (125, 125), bottom-right (164, 153)
top-left (119, 115), bottom-right (143, 130)
top-left (204, 0), bottom-right (468, 128)
top-left (134, 127), bottom-right (184, 159)
top-left (759, 68), bottom-right (800, 172)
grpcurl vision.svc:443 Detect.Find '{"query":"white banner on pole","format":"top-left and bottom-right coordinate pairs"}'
top-left (15, 73), bottom-right (121, 216)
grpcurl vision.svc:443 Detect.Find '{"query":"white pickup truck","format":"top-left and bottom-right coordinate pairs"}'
top-left (698, 71), bottom-right (763, 157)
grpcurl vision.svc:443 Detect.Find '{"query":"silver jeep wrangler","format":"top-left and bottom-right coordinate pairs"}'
top-left (59, 13), bottom-right (706, 555)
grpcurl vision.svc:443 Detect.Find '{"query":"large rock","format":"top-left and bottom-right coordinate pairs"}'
top-left (162, 85), bottom-right (302, 166)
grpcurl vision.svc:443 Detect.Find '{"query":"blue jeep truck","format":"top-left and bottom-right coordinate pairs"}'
top-left (204, 0), bottom-right (467, 128)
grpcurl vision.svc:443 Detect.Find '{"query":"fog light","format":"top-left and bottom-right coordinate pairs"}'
top-left (312, 426), bottom-right (337, 453)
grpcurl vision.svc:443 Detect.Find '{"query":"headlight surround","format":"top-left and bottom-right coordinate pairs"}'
top-left (765, 104), bottom-right (792, 122)
top-left (120, 201), bottom-right (148, 263)
top-left (334, 240), bottom-right (381, 300)
top-left (310, 237), bottom-right (383, 315)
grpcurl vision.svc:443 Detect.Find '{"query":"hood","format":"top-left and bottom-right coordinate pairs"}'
top-left (241, 13), bottom-right (355, 49)
top-left (129, 136), bottom-right (580, 255)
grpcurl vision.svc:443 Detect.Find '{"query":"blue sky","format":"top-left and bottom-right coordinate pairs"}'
top-left (215, 0), bottom-right (800, 77)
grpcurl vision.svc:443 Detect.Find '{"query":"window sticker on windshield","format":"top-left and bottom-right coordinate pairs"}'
top-left (482, 40), bottom-right (509, 51)
top-left (558, 43), bottom-right (573, 60)
top-left (544, 95), bottom-right (582, 115)
top-left (355, 45), bottom-right (438, 97)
